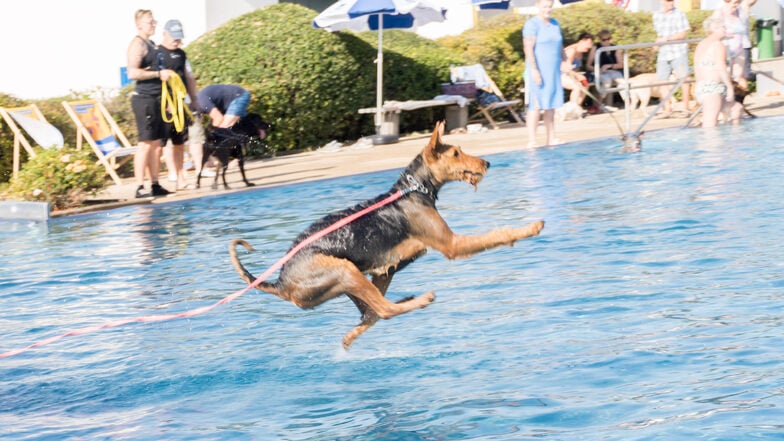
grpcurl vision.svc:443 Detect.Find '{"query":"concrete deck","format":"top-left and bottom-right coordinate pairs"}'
top-left (55, 92), bottom-right (784, 218)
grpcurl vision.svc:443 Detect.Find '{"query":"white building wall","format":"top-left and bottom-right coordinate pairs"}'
top-left (204, 0), bottom-right (278, 32)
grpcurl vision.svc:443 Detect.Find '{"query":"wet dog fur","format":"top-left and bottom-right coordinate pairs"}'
top-left (230, 121), bottom-right (545, 349)
top-left (196, 113), bottom-right (270, 190)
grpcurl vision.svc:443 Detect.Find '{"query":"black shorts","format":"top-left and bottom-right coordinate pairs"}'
top-left (163, 117), bottom-right (189, 145)
top-left (131, 93), bottom-right (166, 142)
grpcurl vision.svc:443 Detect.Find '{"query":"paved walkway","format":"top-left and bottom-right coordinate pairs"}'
top-left (58, 93), bottom-right (784, 217)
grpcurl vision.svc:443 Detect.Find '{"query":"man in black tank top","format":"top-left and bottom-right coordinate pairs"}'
top-left (158, 19), bottom-right (199, 191)
top-left (127, 9), bottom-right (171, 198)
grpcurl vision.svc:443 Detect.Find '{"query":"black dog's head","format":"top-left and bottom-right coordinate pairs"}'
top-left (205, 113), bottom-right (271, 150)
top-left (732, 81), bottom-right (749, 104)
top-left (233, 113), bottom-right (271, 140)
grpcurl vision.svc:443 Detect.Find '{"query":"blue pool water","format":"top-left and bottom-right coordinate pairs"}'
top-left (1, 117), bottom-right (783, 440)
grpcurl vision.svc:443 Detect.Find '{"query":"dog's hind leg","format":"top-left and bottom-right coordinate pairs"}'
top-left (342, 272), bottom-right (395, 349)
top-left (343, 296), bottom-right (379, 350)
top-left (212, 165), bottom-right (222, 190)
top-left (283, 256), bottom-right (434, 318)
top-left (342, 250), bottom-right (426, 349)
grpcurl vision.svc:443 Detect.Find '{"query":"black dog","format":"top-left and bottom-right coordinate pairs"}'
top-left (733, 82), bottom-right (756, 119)
top-left (196, 113), bottom-right (271, 190)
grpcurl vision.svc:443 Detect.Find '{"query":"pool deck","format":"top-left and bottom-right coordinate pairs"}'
top-left (58, 92), bottom-right (784, 217)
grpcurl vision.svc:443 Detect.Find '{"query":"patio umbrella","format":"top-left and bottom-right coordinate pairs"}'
top-left (313, 0), bottom-right (447, 137)
top-left (472, 0), bottom-right (584, 9)
top-left (472, 0), bottom-right (511, 10)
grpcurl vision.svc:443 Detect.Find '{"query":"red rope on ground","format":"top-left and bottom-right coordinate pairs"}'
top-left (0, 190), bottom-right (406, 359)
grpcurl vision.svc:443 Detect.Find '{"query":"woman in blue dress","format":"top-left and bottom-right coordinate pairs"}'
top-left (523, 0), bottom-right (565, 148)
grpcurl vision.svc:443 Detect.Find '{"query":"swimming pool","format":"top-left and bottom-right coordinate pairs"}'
top-left (1, 116), bottom-right (782, 440)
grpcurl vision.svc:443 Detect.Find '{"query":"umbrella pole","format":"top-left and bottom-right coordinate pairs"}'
top-left (375, 14), bottom-right (383, 133)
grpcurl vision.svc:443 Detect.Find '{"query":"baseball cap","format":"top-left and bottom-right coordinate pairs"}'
top-left (164, 19), bottom-right (184, 39)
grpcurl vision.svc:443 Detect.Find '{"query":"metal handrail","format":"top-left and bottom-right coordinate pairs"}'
top-left (593, 38), bottom-right (701, 133)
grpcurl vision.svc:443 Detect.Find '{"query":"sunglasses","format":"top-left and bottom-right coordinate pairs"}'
top-left (601, 37), bottom-right (612, 42)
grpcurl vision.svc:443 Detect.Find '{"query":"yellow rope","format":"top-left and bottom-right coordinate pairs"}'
top-left (161, 72), bottom-right (195, 133)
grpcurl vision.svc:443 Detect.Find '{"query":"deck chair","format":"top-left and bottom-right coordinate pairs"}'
top-left (450, 64), bottom-right (525, 129)
top-left (0, 104), bottom-right (65, 179)
top-left (62, 99), bottom-right (137, 185)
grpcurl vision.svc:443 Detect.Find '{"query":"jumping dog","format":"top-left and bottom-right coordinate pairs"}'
top-left (230, 121), bottom-right (545, 349)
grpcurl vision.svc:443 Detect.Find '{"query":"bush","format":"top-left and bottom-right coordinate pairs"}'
top-left (6, 146), bottom-right (106, 210)
top-left (186, 3), bottom-right (466, 152)
top-left (0, 94), bottom-right (26, 183)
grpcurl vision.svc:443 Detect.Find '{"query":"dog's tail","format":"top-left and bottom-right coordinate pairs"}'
top-left (229, 239), bottom-right (280, 295)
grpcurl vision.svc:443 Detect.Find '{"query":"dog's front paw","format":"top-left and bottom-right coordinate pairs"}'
top-left (245, 182), bottom-right (255, 187)
top-left (522, 220), bottom-right (545, 238)
top-left (506, 220), bottom-right (545, 245)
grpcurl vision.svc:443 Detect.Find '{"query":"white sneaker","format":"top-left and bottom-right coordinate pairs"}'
top-left (201, 168), bottom-right (216, 177)
top-left (168, 173), bottom-right (177, 182)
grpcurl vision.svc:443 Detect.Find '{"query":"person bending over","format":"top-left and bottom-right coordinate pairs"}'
top-left (190, 84), bottom-right (252, 174)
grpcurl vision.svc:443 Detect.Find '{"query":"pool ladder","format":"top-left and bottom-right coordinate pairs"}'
top-left (592, 39), bottom-right (703, 139)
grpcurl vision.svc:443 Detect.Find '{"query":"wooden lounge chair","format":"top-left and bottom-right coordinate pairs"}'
top-left (0, 104), bottom-right (64, 179)
top-left (62, 100), bottom-right (137, 185)
top-left (450, 64), bottom-right (525, 129)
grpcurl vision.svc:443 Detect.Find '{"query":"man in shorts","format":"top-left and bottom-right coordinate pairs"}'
top-left (127, 9), bottom-right (171, 198)
top-left (653, 0), bottom-right (692, 116)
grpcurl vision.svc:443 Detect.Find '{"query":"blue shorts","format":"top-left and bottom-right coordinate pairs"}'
top-left (225, 90), bottom-right (251, 117)
top-left (656, 55), bottom-right (689, 81)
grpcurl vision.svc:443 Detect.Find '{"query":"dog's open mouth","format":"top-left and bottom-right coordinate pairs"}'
top-left (463, 171), bottom-right (484, 189)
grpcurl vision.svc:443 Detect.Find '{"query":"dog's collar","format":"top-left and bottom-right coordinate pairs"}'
top-left (404, 174), bottom-right (430, 195)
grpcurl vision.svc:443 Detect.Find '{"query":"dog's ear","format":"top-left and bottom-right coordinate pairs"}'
top-left (424, 121), bottom-right (446, 159)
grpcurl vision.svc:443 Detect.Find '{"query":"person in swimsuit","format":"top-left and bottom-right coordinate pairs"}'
top-left (711, 0), bottom-right (756, 90)
top-left (560, 32), bottom-right (594, 109)
top-left (694, 16), bottom-right (742, 128)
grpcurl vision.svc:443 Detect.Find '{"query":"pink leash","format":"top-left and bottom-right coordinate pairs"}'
top-left (1, 188), bottom-right (412, 359)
